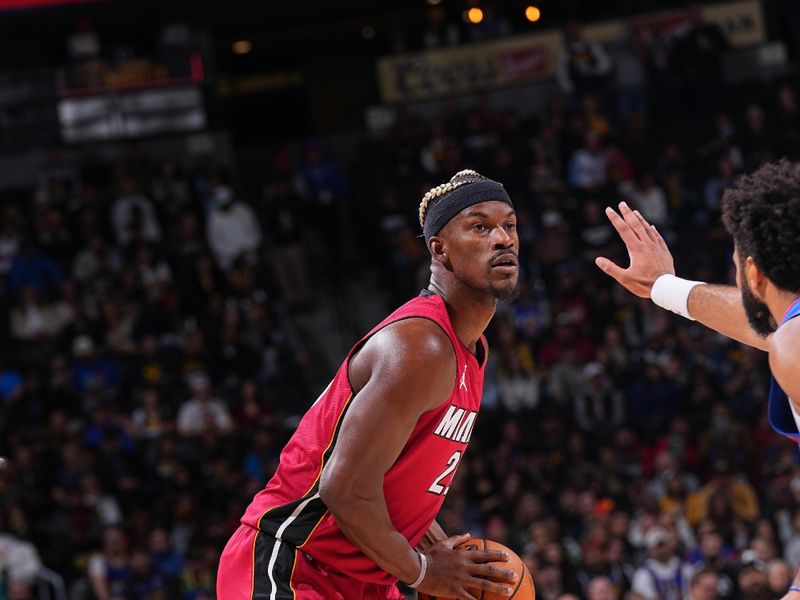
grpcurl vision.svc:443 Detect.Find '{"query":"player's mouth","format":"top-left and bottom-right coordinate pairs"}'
top-left (490, 253), bottom-right (518, 273)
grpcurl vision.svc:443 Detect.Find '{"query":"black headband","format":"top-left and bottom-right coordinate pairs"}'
top-left (423, 179), bottom-right (513, 243)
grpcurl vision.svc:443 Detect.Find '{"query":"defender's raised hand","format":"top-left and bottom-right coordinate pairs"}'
top-left (595, 201), bottom-right (675, 298)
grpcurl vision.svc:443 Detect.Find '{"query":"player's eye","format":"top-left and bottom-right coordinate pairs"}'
top-left (505, 222), bottom-right (517, 231)
top-left (472, 223), bottom-right (488, 232)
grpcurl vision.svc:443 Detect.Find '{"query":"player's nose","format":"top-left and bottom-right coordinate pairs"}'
top-left (491, 225), bottom-right (514, 248)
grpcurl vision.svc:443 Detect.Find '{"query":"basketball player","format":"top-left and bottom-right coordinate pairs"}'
top-left (217, 170), bottom-right (520, 599)
top-left (595, 160), bottom-right (800, 598)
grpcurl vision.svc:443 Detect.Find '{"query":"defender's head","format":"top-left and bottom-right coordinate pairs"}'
top-left (721, 159), bottom-right (800, 336)
top-left (419, 169), bottom-right (519, 301)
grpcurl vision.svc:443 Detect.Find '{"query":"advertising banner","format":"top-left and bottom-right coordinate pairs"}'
top-left (377, 31), bottom-right (562, 103)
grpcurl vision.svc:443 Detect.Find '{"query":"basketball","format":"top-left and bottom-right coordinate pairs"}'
top-left (418, 539), bottom-right (535, 600)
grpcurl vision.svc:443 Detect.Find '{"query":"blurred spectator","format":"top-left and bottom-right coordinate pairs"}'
top-left (775, 85), bottom-right (800, 159)
top-left (0, 518), bottom-right (43, 589)
top-left (70, 335), bottom-right (119, 397)
top-left (688, 569), bottom-right (719, 600)
top-left (131, 386), bottom-right (171, 443)
top-left (176, 372), bottom-right (233, 437)
top-left (110, 176), bottom-right (162, 247)
top-left (573, 362), bottom-right (625, 440)
top-left (86, 526), bottom-right (131, 600)
top-left (264, 179), bottom-right (313, 309)
top-left (498, 352), bottom-right (540, 413)
top-left (687, 460), bottom-right (760, 526)
top-left (10, 284), bottom-right (74, 344)
top-left (620, 173), bottom-right (668, 227)
top-left (296, 141), bottom-right (346, 267)
top-left (588, 576), bottom-right (620, 600)
top-left (8, 241), bottom-right (63, 298)
top-left (568, 132), bottom-right (607, 192)
top-left (557, 22), bottom-right (612, 98)
top-left (631, 527), bottom-right (693, 600)
top-left (737, 564), bottom-right (770, 600)
top-left (206, 184), bottom-right (262, 272)
top-left (0, 207), bottom-right (24, 279)
top-left (767, 559), bottom-right (792, 598)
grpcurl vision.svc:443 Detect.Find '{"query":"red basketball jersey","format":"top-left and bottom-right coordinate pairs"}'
top-left (240, 292), bottom-right (486, 584)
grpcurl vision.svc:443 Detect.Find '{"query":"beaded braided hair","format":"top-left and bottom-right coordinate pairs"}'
top-left (418, 169), bottom-right (488, 229)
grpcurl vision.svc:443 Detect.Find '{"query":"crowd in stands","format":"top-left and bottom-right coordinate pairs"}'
top-left (2, 17), bottom-right (800, 600)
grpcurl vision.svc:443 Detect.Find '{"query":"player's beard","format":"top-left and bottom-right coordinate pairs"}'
top-left (741, 277), bottom-right (777, 337)
top-left (490, 279), bottom-right (521, 302)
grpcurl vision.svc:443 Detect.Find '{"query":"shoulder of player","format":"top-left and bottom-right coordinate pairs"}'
top-left (348, 317), bottom-right (458, 411)
top-left (769, 318), bottom-right (800, 394)
top-left (367, 317), bottom-right (457, 375)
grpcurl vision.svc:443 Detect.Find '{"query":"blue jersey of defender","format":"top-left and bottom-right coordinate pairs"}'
top-left (768, 299), bottom-right (800, 443)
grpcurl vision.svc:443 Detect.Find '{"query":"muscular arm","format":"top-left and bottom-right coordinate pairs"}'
top-left (318, 319), bottom-right (457, 583)
top-left (688, 284), bottom-right (771, 351)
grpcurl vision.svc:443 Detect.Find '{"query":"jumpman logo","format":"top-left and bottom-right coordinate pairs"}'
top-left (459, 364), bottom-right (468, 391)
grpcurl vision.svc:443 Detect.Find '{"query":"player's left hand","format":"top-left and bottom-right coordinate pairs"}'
top-left (595, 201), bottom-right (675, 298)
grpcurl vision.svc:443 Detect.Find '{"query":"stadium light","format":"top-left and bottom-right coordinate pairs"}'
top-left (232, 40), bottom-right (252, 55)
top-left (465, 7), bottom-right (484, 24)
top-left (525, 5), bottom-right (541, 22)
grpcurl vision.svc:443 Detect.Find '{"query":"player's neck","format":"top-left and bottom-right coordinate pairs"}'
top-left (426, 280), bottom-right (496, 353)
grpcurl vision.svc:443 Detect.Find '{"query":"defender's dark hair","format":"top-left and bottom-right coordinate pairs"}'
top-left (721, 159), bottom-right (800, 293)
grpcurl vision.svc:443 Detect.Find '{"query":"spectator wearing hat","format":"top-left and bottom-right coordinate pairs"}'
top-left (631, 527), bottom-right (693, 600)
top-left (176, 372), bottom-right (233, 437)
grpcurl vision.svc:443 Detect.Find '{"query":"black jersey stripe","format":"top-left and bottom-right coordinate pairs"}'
top-left (251, 530), bottom-right (297, 600)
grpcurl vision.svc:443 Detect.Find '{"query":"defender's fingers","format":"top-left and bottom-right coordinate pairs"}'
top-left (651, 224), bottom-right (670, 252)
top-left (595, 257), bottom-right (628, 284)
top-left (619, 202), bottom-right (650, 242)
top-left (606, 206), bottom-right (642, 245)
top-left (633, 210), bottom-right (659, 244)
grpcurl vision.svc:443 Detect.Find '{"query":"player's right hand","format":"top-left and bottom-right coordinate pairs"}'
top-left (416, 533), bottom-right (517, 600)
top-left (595, 201), bottom-right (675, 298)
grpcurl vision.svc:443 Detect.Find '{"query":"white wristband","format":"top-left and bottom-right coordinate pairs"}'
top-left (408, 552), bottom-right (428, 589)
top-left (650, 274), bottom-right (706, 320)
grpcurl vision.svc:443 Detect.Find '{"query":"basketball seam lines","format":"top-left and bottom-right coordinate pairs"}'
top-left (510, 562), bottom-right (527, 598)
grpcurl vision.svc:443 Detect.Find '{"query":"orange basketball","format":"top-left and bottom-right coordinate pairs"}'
top-left (417, 539), bottom-right (535, 600)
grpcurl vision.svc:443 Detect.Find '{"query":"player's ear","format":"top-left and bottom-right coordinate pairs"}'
top-left (429, 236), bottom-right (449, 266)
top-left (744, 256), bottom-right (768, 300)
